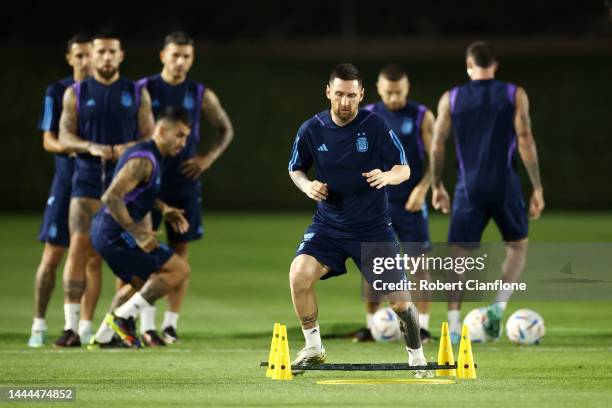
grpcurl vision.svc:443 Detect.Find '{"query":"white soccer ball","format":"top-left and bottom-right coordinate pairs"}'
top-left (370, 307), bottom-right (402, 342)
top-left (463, 308), bottom-right (489, 343)
top-left (506, 309), bottom-right (545, 345)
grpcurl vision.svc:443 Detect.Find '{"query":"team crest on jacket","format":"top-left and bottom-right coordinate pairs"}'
top-left (356, 133), bottom-right (368, 152)
top-left (401, 117), bottom-right (413, 134)
top-left (183, 93), bottom-right (195, 110)
top-left (121, 91), bottom-right (133, 107)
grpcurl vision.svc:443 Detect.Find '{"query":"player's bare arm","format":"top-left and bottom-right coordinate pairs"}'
top-left (181, 88), bottom-right (234, 180)
top-left (406, 110), bottom-right (435, 211)
top-left (153, 199), bottom-right (190, 234)
top-left (101, 158), bottom-right (159, 252)
top-left (59, 87), bottom-right (113, 159)
top-left (42, 131), bottom-right (64, 154)
top-left (514, 86), bottom-right (545, 220)
top-left (113, 88), bottom-right (155, 159)
top-left (430, 92), bottom-right (452, 214)
top-left (362, 164), bottom-right (410, 189)
top-left (289, 170), bottom-right (328, 202)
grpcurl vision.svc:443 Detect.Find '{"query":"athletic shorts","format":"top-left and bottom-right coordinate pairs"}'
top-left (389, 204), bottom-right (431, 255)
top-left (294, 223), bottom-right (407, 287)
top-left (448, 188), bottom-right (528, 244)
top-left (38, 157), bottom-right (74, 247)
top-left (91, 213), bottom-right (174, 284)
top-left (151, 181), bottom-right (203, 243)
top-left (71, 159), bottom-right (115, 200)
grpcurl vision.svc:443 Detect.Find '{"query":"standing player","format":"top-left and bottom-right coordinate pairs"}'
top-left (55, 29), bottom-right (155, 347)
top-left (89, 107), bottom-right (191, 348)
top-left (137, 31), bottom-right (233, 345)
top-left (430, 42), bottom-right (545, 343)
top-left (288, 63), bottom-right (431, 377)
top-left (357, 64), bottom-right (435, 343)
top-left (29, 35), bottom-right (97, 347)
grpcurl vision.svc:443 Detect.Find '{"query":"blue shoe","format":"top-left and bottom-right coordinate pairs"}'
top-left (450, 331), bottom-right (461, 345)
top-left (28, 330), bottom-right (46, 348)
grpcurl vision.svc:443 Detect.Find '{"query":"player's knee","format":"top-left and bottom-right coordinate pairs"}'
top-left (289, 262), bottom-right (317, 294)
top-left (389, 301), bottom-right (412, 313)
top-left (40, 246), bottom-right (64, 272)
top-left (86, 254), bottom-right (103, 273)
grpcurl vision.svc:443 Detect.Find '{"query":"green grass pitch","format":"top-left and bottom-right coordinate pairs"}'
top-left (0, 212), bottom-right (611, 407)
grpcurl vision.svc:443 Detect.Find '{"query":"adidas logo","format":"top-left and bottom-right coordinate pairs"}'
top-left (86, 98), bottom-right (96, 107)
top-left (317, 144), bottom-right (329, 152)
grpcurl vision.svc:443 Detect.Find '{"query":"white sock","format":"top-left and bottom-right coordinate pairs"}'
top-left (495, 301), bottom-right (508, 311)
top-left (448, 310), bottom-right (461, 334)
top-left (162, 311), bottom-right (179, 330)
top-left (495, 289), bottom-right (513, 304)
top-left (32, 318), bottom-right (47, 332)
top-left (64, 303), bottom-right (80, 331)
top-left (78, 320), bottom-right (92, 338)
top-left (140, 305), bottom-right (157, 334)
top-left (406, 345), bottom-right (426, 364)
top-left (115, 293), bottom-right (150, 319)
top-left (94, 321), bottom-right (115, 343)
top-left (303, 326), bottom-right (322, 351)
top-left (366, 313), bottom-right (374, 329)
top-left (419, 313), bottom-right (430, 330)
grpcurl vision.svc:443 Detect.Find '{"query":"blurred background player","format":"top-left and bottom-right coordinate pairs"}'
top-left (54, 29), bottom-right (155, 347)
top-left (89, 107), bottom-right (191, 348)
top-left (137, 31), bottom-right (233, 345)
top-left (430, 41), bottom-right (545, 343)
top-left (356, 64), bottom-right (435, 343)
top-left (29, 34), bottom-right (96, 347)
top-left (288, 63), bottom-right (432, 378)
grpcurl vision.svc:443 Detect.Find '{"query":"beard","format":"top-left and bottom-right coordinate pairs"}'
top-left (96, 66), bottom-right (118, 80)
top-left (334, 106), bottom-right (356, 123)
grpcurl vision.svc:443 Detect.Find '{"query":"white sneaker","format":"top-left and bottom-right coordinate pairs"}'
top-left (28, 330), bottom-right (46, 348)
top-left (79, 331), bottom-right (94, 345)
top-left (409, 356), bottom-right (434, 379)
top-left (291, 346), bottom-right (326, 374)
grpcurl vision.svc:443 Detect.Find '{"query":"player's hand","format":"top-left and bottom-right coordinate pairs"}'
top-left (133, 229), bottom-right (159, 253)
top-left (305, 180), bottom-right (328, 202)
top-left (363, 169), bottom-right (391, 189)
top-left (88, 143), bottom-right (113, 161)
top-left (432, 184), bottom-right (450, 214)
top-left (529, 188), bottom-right (545, 220)
top-left (405, 185), bottom-right (427, 212)
top-left (112, 144), bottom-right (129, 160)
top-left (181, 155), bottom-right (215, 180)
top-left (163, 206), bottom-right (190, 234)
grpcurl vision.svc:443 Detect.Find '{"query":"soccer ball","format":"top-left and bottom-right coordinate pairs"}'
top-left (463, 307), bottom-right (502, 343)
top-left (370, 307), bottom-right (402, 342)
top-left (506, 309), bottom-right (545, 345)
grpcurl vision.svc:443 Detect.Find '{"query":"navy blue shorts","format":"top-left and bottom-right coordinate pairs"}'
top-left (389, 204), bottom-right (431, 255)
top-left (448, 189), bottom-right (528, 244)
top-left (91, 214), bottom-right (174, 284)
top-left (294, 223), bottom-right (407, 286)
top-left (38, 158), bottom-right (74, 247)
top-left (152, 182), bottom-right (203, 243)
top-left (71, 161), bottom-right (115, 200)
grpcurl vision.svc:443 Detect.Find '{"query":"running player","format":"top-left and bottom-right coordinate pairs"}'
top-left (29, 35), bottom-right (96, 347)
top-left (88, 107), bottom-right (191, 348)
top-left (357, 64), bottom-right (435, 343)
top-left (430, 42), bottom-right (545, 343)
top-left (54, 29), bottom-right (155, 347)
top-left (137, 31), bottom-right (233, 345)
top-left (288, 63), bottom-right (432, 378)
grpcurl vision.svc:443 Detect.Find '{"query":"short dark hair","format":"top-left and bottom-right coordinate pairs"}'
top-left (466, 41), bottom-right (495, 68)
top-left (164, 31), bottom-right (194, 47)
top-left (92, 28), bottom-right (121, 43)
top-left (329, 63), bottom-right (362, 86)
top-left (379, 64), bottom-right (409, 82)
top-left (66, 34), bottom-right (90, 53)
top-left (157, 107), bottom-right (191, 127)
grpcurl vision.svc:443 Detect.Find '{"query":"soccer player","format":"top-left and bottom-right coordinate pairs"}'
top-left (430, 42), bottom-right (545, 343)
top-left (288, 63), bottom-right (432, 377)
top-left (357, 64), bottom-right (435, 343)
top-left (89, 107), bottom-right (191, 348)
top-left (137, 31), bottom-right (233, 345)
top-left (54, 29), bottom-right (155, 347)
top-left (28, 35), bottom-right (97, 347)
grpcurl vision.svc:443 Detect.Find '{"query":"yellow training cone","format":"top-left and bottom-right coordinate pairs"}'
top-left (272, 324), bottom-right (293, 380)
top-left (266, 323), bottom-right (280, 377)
top-left (456, 324), bottom-right (477, 379)
top-left (281, 324), bottom-right (293, 380)
top-left (436, 322), bottom-right (456, 377)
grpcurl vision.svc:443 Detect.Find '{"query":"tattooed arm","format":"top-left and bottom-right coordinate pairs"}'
top-left (101, 157), bottom-right (159, 252)
top-left (514, 86), bottom-right (545, 220)
top-left (406, 110), bottom-right (435, 212)
top-left (181, 88), bottom-right (234, 180)
top-left (430, 92), bottom-right (452, 214)
top-left (58, 87), bottom-right (113, 159)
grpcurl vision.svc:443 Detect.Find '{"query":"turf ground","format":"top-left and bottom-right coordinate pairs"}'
top-left (0, 212), bottom-right (611, 407)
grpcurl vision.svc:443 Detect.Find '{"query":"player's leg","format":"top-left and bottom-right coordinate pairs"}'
top-left (413, 267), bottom-right (433, 343)
top-left (78, 253), bottom-right (102, 344)
top-left (29, 243), bottom-right (65, 347)
top-left (54, 197), bottom-right (101, 347)
top-left (289, 254), bottom-right (329, 365)
top-left (161, 241), bottom-right (189, 344)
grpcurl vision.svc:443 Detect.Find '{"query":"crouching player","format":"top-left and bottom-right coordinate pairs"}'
top-left (89, 107), bottom-right (191, 348)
